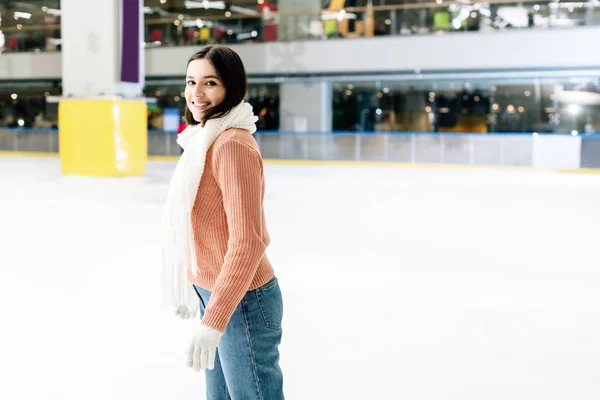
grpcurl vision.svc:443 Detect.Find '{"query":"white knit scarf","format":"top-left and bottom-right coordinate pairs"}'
top-left (161, 101), bottom-right (258, 311)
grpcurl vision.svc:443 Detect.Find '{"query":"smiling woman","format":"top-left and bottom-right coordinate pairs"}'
top-left (161, 45), bottom-right (285, 400)
top-left (183, 46), bottom-right (248, 125)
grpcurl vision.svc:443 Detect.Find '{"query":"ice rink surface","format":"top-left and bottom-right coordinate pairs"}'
top-left (1, 156), bottom-right (599, 400)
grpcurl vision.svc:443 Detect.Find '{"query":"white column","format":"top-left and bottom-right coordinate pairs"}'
top-left (60, 0), bottom-right (144, 98)
top-left (280, 82), bottom-right (332, 132)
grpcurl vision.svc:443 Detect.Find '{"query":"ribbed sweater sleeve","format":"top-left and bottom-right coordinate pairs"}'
top-left (201, 138), bottom-right (267, 332)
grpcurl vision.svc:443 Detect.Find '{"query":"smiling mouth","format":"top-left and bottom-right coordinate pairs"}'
top-left (192, 101), bottom-right (211, 109)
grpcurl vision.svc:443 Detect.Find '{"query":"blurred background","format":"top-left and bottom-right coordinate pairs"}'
top-left (1, 0), bottom-right (600, 162)
top-left (1, 1), bottom-right (600, 399)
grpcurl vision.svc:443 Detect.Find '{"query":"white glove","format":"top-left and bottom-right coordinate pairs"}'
top-left (186, 324), bottom-right (223, 371)
top-left (175, 304), bottom-right (198, 319)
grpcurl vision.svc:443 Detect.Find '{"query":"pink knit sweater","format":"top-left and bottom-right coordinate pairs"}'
top-left (186, 128), bottom-right (274, 332)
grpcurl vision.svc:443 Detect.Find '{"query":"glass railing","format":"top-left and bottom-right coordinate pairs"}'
top-left (2, 128), bottom-right (600, 169)
top-left (1, 0), bottom-right (599, 53)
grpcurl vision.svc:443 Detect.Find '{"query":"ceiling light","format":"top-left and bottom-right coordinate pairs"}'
top-left (229, 5), bottom-right (259, 16)
top-left (14, 12), bottom-right (32, 19)
top-left (568, 104), bottom-right (581, 115)
top-left (185, 1), bottom-right (226, 10)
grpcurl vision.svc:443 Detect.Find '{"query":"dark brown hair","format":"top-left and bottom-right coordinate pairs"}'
top-left (184, 45), bottom-right (248, 126)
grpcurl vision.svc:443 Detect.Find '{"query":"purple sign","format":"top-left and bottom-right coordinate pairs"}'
top-left (120, 0), bottom-right (140, 83)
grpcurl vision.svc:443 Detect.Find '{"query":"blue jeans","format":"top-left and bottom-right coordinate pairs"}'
top-left (193, 276), bottom-right (284, 400)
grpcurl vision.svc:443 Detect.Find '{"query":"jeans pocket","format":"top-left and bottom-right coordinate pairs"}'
top-left (255, 277), bottom-right (283, 331)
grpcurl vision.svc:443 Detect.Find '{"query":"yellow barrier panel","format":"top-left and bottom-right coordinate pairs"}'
top-left (58, 99), bottom-right (147, 177)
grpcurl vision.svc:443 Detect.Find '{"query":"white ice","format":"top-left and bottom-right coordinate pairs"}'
top-left (1, 156), bottom-right (599, 400)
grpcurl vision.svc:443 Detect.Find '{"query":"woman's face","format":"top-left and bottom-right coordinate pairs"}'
top-left (185, 58), bottom-right (226, 122)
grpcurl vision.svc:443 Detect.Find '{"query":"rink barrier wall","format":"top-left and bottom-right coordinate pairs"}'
top-left (58, 100), bottom-right (148, 177)
top-left (1, 128), bottom-right (599, 173)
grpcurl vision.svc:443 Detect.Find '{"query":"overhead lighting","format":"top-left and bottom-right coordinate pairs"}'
top-left (478, 8), bottom-right (491, 17)
top-left (236, 30), bottom-right (259, 40)
top-left (452, 9), bottom-right (469, 29)
top-left (14, 11), bottom-right (32, 19)
top-left (321, 10), bottom-right (357, 21)
top-left (229, 5), bottom-right (259, 16)
top-left (182, 19), bottom-right (215, 27)
top-left (185, 1), bottom-right (226, 10)
top-left (568, 104), bottom-right (581, 114)
top-left (11, 93), bottom-right (18, 100)
top-left (160, 0), bottom-right (167, 3)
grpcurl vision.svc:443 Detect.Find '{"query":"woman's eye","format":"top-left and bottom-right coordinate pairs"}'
top-left (186, 80), bottom-right (195, 85)
top-left (206, 81), bottom-right (216, 86)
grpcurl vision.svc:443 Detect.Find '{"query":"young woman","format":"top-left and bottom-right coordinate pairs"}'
top-left (161, 45), bottom-right (284, 400)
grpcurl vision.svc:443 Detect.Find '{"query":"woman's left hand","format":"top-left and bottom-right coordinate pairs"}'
top-left (175, 304), bottom-right (198, 319)
top-left (186, 324), bottom-right (223, 371)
